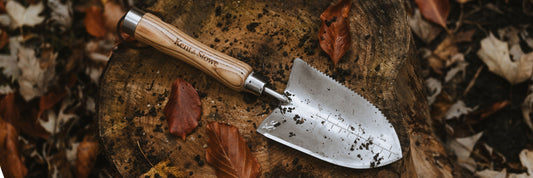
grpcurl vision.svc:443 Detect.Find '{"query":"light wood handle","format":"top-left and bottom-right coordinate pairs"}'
top-left (133, 13), bottom-right (253, 91)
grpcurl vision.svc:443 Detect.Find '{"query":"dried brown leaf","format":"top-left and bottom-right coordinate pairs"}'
top-left (0, 115), bottom-right (27, 178)
top-left (0, 29), bottom-right (8, 49)
top-left (0, 0), bottom-right (5, 14)
top-left (37, 88), bottom-right (68, 120)
top-left (319, 0), bottom-right (351, 67)
top-left (408, 9), bottom-right (442, 44)
top-left (74, 135), bottom-right (99, 178)
top-left (455, 29), bottom-right (476, 43)
top-left (466, 100), bottom-right (511, 124)
top-left (84, 6), bottom-right (106, 38)
top-left (164, 78), bottom-right (202, 140)
top-left (0, 93), bottom-right (49, 139)
top-left (427, 36), bottom-right (459, 74)
top-left (415, 0), bottom-right (450, 28)
top-left (206, 122), bottom-right (261, 178)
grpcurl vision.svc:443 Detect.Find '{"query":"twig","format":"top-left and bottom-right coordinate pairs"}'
top-left (463, 66), bottom-right (483, 96)
top-left (137, 140), bottom-right (154, 167)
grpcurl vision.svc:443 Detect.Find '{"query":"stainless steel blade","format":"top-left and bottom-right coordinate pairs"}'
top-left (257, 58), bottom-right (402, 169)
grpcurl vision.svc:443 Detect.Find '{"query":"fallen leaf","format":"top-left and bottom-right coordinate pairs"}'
top-left (205, 122), bottom-right (261, 178)
top-left (74, 135), bottom-right (99, 178)
top-left (466, 100), bottom-right (510, 124)
top-left (0, 37), bottom-right (22, 80)
top-left (0, 115), bottom-right (28, 178)
top-left (456, 0), bottom-right (472, 4)
top-left (415, 0), bottom-right (450, 28)
top-left (66, 142), bottom-right (80, 163)
top-left (445, 100), bottom-right (476, 120)
top-left (0, 0), bottom-right (5, 13)
top-left (518, 149), bottom-right (533, 176)
top-left (449, 132), bottom-right (483, 171)
top-left (319, 0), bottom-right (351, 67)
top-left (408, 9), bottom-right (442, 44)
top-left (163, 78), bottom-right (202, 140)
top-left (426, 36), bottom-right (459, 74)
top-left (5, 0), bottom-right (44, 29)
top-left (0, 28), bottom-right (8, 49)
top-left (47, 0), bottom-right (73, 32)
top-left (141, 160), bottom-right (187, 178)
top-left (444, 60), bottom-right (468, 82)
top-left (39, 98), bottom-right (78, 134)
top-left (84, 6), bottom-right (106, 38)
top-left (475, 169), bottom-right (506, 178)
top-left (17, 45), bottom-right (56, 101)
top-left (103, 1), bottom-right (125, 32)
top-left (455, 29), bottom-right (476, 43)
top-left (38, 87), bottom-right (68, 120)
top-left (0, 93), bottom-right (49, 139)
top-left (430, 91), bottom-right (454, 121)
top-left (0, 85), bottom-right (13, 94)
top-left (425, 77), bottom-right (442, 104)
top-left (477, 34), bottom-right (533, 84)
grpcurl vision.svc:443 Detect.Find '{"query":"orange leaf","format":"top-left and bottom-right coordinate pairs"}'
top-left (74, 135), bottom-right (99, 178)
top-left (0, 116), bottom-right (27, 178)
top-left (0, 94), bottom-right (49, 139)
top-left (415, 0), bottom-right (450, 28)
top-left (205, 122), bottom-right (261, 178)
top-left (319, 0), bottom-right (352, 67)
top-left (163, 78), bottom-right (202, 140)
top-left (466, 100), bottom-right (511, 124)
top-left (84, 6), bottom-right (107, 38)
top-left (38, 88), bottom-right (68, 120)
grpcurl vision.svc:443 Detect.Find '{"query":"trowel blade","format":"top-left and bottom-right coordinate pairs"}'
top-left (257, 58), bottom-right (402, 169)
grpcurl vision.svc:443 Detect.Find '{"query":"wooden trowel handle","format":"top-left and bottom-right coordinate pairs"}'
top-left (122, 9), bottom-right (253, 91)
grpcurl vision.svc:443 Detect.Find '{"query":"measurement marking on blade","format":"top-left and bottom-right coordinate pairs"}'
top-left (313, 113), bottom-right (400, 156)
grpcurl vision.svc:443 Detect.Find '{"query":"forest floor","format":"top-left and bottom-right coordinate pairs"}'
top-left (0, 0), bottom-right (532, 177)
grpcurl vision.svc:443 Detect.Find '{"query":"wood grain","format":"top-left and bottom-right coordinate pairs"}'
top-left (135, 13), bottom-right (253, 91)
top-left (98, 0), bottom-right (455, 177)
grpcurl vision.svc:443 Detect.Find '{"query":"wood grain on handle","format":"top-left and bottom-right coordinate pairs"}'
top-left (134, 13), bottom-right (253, 91)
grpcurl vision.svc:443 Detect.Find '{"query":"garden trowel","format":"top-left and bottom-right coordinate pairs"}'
top-left (122, 8), bottom-right (402, 168)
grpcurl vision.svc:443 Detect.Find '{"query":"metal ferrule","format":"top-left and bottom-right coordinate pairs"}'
top-left (123, 8), bottom-right (145, 37)
top-left (243, 73), bottom-right (266, 95)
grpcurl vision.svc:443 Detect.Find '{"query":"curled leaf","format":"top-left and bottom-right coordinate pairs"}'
top-left (0, 115), bottom-right (27, 178)
top-left (319, 0), bottom-right (351, 67)
top-left (74, 135), bottom-right (99, 178)
top-left (164, 78), bottom-right (202, 140)
top-left (415, 0), bottom-right (449, 28)
top-left (206, 122), bottom-right (261, 178)
top-left (84, 6), bottom-right (106, 38)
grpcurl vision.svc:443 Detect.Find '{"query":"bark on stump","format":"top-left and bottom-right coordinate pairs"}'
top-left (98, 0), bottom-right (455, 177)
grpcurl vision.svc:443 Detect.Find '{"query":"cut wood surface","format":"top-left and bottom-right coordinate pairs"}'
top-left (98, 0), bottom-right (456, 177)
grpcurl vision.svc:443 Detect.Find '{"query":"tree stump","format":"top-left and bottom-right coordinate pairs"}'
top-left (98, 0), bottom-right (455, 177)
